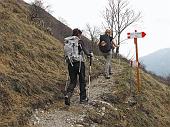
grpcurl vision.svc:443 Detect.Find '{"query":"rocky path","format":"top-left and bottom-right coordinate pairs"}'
top-left (29, 68), bottom-right (122, 127)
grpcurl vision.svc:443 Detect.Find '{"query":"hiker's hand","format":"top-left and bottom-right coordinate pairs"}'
top-left (89, 52), bottom-right (94, 57)
top-left (100, 41), bottom-right (106, 46)
top-left (116, 45), bottom-right (120, 47)
top-left (88, 53), bottom-right (93, 59)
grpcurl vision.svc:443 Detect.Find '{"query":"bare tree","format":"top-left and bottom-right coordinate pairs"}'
top-left (103, 0), bottom-right (141, 55)
top-left (86, 24), bottom-right (100, 43)
top-left (29, 0), bottom-right (51, 21)
top-left (29, 0), bottom-right (53, 34)
top-left (32, 0), bottom-right (51, 12)
top-left (85, 24), bottom-right (101, 54)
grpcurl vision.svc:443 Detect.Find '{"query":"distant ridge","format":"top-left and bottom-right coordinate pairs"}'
top-left (140, 48), bottom-right (170, 77)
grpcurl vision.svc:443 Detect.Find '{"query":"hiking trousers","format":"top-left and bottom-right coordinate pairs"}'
top-left (102, 50), bottom-right (112, 77)
top-left (66, 61), bottom-right (87, 101)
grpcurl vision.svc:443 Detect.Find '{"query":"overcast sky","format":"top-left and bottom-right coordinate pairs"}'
top-left (24, 0), bottom-right (170, 58)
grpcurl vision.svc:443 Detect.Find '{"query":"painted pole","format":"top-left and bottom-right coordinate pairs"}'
top-left (134, 30), bottom-right (140, 93)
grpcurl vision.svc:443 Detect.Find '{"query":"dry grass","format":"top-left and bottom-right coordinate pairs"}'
top-left (0, 0), bottom-right (170, 127)
top-left (0, 1), bottom-right (106, 126)
top-left (0, 1), bottom-right (66, 126)
top-left (98, 62), bottom-right (170, 127)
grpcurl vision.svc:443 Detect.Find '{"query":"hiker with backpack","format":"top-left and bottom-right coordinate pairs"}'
top-left (98, 29), bottom-right (119, 79)
top-left (64, 28), bottom-right (93, 106)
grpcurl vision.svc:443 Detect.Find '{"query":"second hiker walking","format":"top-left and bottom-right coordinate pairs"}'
top-left (98, 29), bottom-right (119, 79)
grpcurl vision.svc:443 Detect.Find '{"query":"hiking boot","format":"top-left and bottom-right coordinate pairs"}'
top-left (109, 72), bottom-right (113, 75)
top-left (65, 95), bottom-right (70, 106)
top-left (105, 76), bottom-right (110, 79)
top-left (80, 98), bottom-right (88, 104)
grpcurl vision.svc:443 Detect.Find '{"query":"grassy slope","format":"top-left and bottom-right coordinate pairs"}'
top-left (0, 0), bottom-right (66, 126)
top-left (0, 0), bottom-right (169, 127)
top-left (82, 59), bottom-right (170, 127)
top-left (97, 60), bottom-right (170, 127)
top-left (0, 1), bottom-right (104, 126)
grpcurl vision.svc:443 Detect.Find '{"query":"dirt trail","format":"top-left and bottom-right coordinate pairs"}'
top-left (29, 68), bottom-right (122, 127)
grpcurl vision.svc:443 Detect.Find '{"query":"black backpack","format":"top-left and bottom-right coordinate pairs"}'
top-left (98, 34), bottom-right (112, 53)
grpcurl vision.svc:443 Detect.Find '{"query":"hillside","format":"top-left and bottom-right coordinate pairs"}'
top-left (0, 0), bottom-right (104, 126)
top-left (0, 0), bottom-right (170, 127)
top-left (0, 0), bottom-right (65, 125)
top-left (140, 48), bottom-right (170, 77)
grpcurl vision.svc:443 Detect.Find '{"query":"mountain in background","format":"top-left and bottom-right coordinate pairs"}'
top-left (140, 48), bottom-right (170, 77)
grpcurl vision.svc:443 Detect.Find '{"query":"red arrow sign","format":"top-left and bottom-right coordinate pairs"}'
top-left (127, 32), bottom-right (146, 39)
top-left (141, 32), bottom-right (146, 38)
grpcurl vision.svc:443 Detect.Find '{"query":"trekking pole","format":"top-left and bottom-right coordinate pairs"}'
top-left (64, 60), bottom-right (69, 95)
top-left (87, 55), bottom-right (92, 100)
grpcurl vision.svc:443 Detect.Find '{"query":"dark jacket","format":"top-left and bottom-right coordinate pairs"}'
top-left (99, 34), bottom-right (112, 53)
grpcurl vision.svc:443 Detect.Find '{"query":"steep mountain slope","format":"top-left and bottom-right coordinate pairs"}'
top-left (0, 0), bottom-right (170, 127)
top-left (0, 0), bottom-right (65, 126)
top-left (140, 48), bottom-right (170, 77)
top-left (0, 1), bottom-right (103, 126)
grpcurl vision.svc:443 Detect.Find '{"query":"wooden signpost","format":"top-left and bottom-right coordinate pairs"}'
top-left (127, 30), bottom-right (146, 93)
